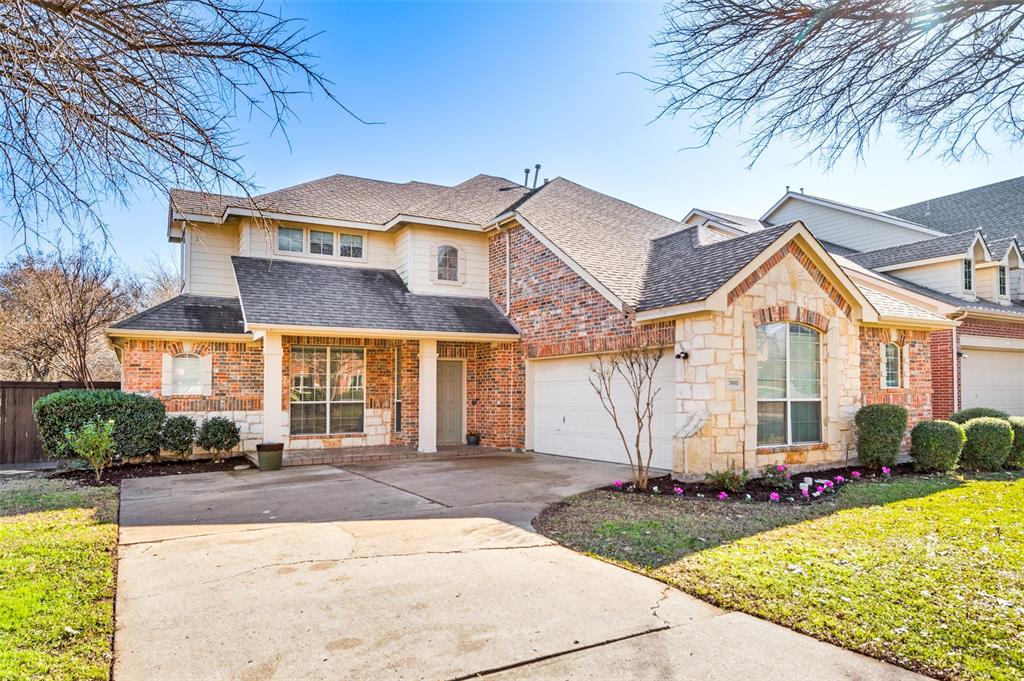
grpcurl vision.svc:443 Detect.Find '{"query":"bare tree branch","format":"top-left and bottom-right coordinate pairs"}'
top-left (0, 0), bottom-right (374, 244)
top-left (654, 0), bottom-right (1024, 166)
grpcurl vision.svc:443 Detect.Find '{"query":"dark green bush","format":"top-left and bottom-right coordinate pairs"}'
top-left (196, 417), bottom-right (240, 458)
top-left (854, 404), bottom-right (908, 469)
top-left (909, 420), bottom-right (965, 472)
top-left (961, 417), bottom-right (1013, 471)
top-left (705, 460), bottom-right (749, 493)
top-left (33, 389), bottom-right (164, 459)
top-left (949, 407), bottom-right (1009, 424)
top-left (160, 415), bottom-right (197, 457)
top-left (1007, 417), bottom-right (1024, 468)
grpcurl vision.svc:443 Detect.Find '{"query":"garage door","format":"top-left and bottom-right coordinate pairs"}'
top-left (531, 352), bottom-right (675, 470)
top-left (961, 347), bottom-right (1024, 415)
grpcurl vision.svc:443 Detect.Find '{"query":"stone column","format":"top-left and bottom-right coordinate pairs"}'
top-left (263, 331), bottom-right (285, 443)
top-left (417, 339), bottom-right (438, 453)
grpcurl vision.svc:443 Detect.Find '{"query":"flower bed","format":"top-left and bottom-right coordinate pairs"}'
top-left (607, 462), bottom-right (905, 503)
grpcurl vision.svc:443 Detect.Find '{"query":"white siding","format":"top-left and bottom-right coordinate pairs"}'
top-left (768, 197), bottom-right (935, 252)
top-left (886, 260), bottom-right (965, 298)
top-left (393, 227), bottom-right (412, 285)
top-left (406, 225), bottom-right (489, 297)
top-left (975, 264), bottom-right (997, 302)
top-left (184, 224), bottom-right (238, 296)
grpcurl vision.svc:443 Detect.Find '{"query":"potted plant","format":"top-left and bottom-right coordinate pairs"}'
top-left (256, 441), bottom-right (284, 471)
top-left (466, 431), bottom-right (480, 446)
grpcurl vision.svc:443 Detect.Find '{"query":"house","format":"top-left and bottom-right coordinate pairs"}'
top-left (728, 177), bottom-right (1024, 418)
top-left (106, 172), bottom-right (954, 476)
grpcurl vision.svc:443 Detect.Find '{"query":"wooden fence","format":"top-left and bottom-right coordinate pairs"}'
top-left (0, 381), bottom-right (120, 466)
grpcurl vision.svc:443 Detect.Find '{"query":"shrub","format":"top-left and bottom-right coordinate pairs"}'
top-left (949, 407), bottom-right (1009, 424)
top-left (160, 415), bottom-right (197, 458)
top-left (854, 404), bottom-right (908, 469)
top-left (34, 389), bottom-right (164, 460)
top-left (961, 417), bottom-right (1013, 471)
top-left (909, 420), bottom-right (965, 472)
top-left (65, 419), bottom-right (116, 483)
top-left (705, 460), bottom-right (749, 493)
top-left (759, 462), bottom-right (793, 488)
top-left (196, 417), bottom-right (240, 460)
top-left (1007, 417), bottom-right (1024, 468)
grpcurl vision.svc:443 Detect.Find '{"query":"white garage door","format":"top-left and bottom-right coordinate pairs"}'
top-left (961, 347), bottom-right (1024, 415)
top-left (531, 352), bottom-right (675, 470)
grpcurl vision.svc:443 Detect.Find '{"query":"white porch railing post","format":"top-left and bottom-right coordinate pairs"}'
top-left (418, 339), bottom-right (438, 453)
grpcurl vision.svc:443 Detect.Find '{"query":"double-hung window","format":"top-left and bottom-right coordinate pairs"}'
top-left (278, 227), bottom-right (304, 253)
top-left (171, 353), bottom-right (202, 395)
top-left (963, 259), bottom-right (974, 292)
top-left (884, 343), bottom-right (902, 388)
top-left (339, 234), bottom-right (363, 258)
top-left (289, 346), bottom-right (365, 435)
top-left (310, 230), bottom-right (334, 255)
top-left (756, 323), bottom-right (822, 446)
top-left (999, 265), bottom-right (1008, 297)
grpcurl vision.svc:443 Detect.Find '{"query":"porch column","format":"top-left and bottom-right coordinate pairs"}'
top-left (418, 339), bottom-right (438, 453)
top-left (263, 331), bottom-right (285, 443)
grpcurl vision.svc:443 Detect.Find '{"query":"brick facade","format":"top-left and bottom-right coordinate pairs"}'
top-left (860, 327), bottom-right (932, 440)
top-left (929, 329), bottom-right (955, 419)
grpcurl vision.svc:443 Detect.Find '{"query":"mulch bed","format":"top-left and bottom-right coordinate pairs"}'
top-left (605, 462), bottom-right (917, 503)
top-left (50, 457), bottom-right (253, 487)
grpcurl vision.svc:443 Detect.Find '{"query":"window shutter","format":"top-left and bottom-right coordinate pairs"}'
top-left (201, 354), bottom-right (213, 397)
top-left (879, 343), bottom-right (886, 389)
top-left (902, 343), bottom-right (911, 389)
top-left (161, 354), bottom-right (173, 396)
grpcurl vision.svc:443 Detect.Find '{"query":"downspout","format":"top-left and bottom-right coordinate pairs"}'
top-left (950, 311), bottom-right (967, 413)
top-left (505, 229), bottom-right (512, 314)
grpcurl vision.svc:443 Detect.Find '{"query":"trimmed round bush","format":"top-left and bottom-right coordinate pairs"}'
top-left (949, 407), bottom-right (1009, 424)
top-left (854, 404), bottom-right (908, 469)
top-left (961, 417), bottom-right (1013, 471)
top-left (1006, 417), bottom-right (1024, 468)
top-left (196, 417), bottom-right (241, 458)
top-left (33, 389), bottom-right (164, 460)
top-left (160, 415), bottom-right (197, 457)
top-left (909, 420), bottom-right (965, 472)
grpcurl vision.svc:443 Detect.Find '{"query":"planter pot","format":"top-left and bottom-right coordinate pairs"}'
top-left (466, 434), bottom-right (480, 446)
top-left (256, 442), bottom-right (284, 472)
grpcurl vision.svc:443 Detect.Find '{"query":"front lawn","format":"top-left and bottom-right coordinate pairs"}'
top-left (0, 478), bottom-right (119, 681)
top-left (535, 473), bottom-right (1024, 680)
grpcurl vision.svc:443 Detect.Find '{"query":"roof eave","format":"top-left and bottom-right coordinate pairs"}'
top-left (104, 328), bottom-right (253, 342)
top-left (242, 323), bottom-right (519, 342)
top-left (761, 192), bottom-right (944, 237)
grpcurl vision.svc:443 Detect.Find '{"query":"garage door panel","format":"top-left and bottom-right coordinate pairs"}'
top-left (961, 348), bottom-right (1024, 415)
top-left (532, 353), bottom-right (675, 470)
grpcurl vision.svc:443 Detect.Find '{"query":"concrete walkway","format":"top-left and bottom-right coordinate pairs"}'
top-left (114, 454), bottom-right (921, 680)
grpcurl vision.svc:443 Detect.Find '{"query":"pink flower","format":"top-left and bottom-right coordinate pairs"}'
top-left (824, 480), bottom-right (834, 488)
top-left (816, 485), bottom-right (825, 494)
top-left (776, 464), bottom-right (786, 472)
top-left (834, 475), bottom-right (845, 484)
top-left (801, 487), bottom-right (810, 498)
top-left (769, 491), bottom-right (780, 502)
top-left (672, 486), bottom-right (684, 495)
top-left (882, 466), bottom-right (892, 476)
top-left (851, 471), bottom-right (861, 479)
top-left (718, 491), bottom-right (729, 500)
top-left (613, 480), bottom-right (623, 489)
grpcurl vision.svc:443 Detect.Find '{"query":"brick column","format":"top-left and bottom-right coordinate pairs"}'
top-left (263, 332), bottom-right (285, 443)
top-left (417, 339), bottom-right (437, 453)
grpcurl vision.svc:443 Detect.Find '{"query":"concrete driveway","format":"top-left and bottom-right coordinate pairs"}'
top-left (114, 453), bottom-right (920, 680)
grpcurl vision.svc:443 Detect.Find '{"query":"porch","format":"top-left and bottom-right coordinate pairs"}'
top-left (246, 443), bottom-right (506, 467)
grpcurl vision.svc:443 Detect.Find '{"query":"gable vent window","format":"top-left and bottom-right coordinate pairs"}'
top-left (437, 244), bottom-right (459, 282)
top-left (963, 259), bottom-right (974, 291)
top-left (999, 265), bottom-right (1008, 297)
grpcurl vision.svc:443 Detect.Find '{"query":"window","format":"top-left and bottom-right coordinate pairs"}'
top-left (999, 266), bottom-right (1008, 297)
top-left (437, 244), bottom-right (459, 281)
top-left (288, 346), bottom-right (365, 435)
top-left (310, 230), bottom-right (334, 255)
top-left (884, 343), bottom-right (902, 388)
top-left (756, 323), bottom-right (822, 446)
top-left (171, 353), bottom-right (202, 395)
top-left (339, 233), bottom-right (363, 258)
top-left (963, 258), bottom-right (974, 291)
top-left (278, 227), bottom-right (304, 253)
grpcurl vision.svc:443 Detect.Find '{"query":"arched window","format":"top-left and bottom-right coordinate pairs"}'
top-left (756, 323), bottom-right (822, 446)
top-left (884, 343), bottom-right (902, 388)
top-left (171, 353), bottom-right (202, 395)
top-left (437, 244), bottom-right (459, 282)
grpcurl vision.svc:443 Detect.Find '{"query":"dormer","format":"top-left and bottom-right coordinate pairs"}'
top-left (978, 238), bottom-right (1024, 305)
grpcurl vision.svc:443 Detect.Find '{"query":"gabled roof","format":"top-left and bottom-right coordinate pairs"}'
top-left (857, 286), bottom-right (948, 323)
top-left (847, 229), bottom-right (983, 269)
top-left (110, 295), bottom-right (246, 336)
top-left (400, 174), bottom-right (530, 225)
top-left (231, 257), bottom-right (518, 337)
top-left (686, 208), bottom-right (771, 234)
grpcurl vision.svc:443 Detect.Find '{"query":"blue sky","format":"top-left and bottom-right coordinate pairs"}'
top-left (38, 1), bottom-right (1022, 267)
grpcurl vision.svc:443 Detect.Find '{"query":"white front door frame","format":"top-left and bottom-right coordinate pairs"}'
top-left (418, 339), bottom-right (438, 453)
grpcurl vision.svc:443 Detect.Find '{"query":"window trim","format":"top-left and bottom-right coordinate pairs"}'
top-left (288, 345), bottom-right (366, 436)
top-left (999, 265), bottom-right (1008, 298)
top-left (756, 322), bottom-right (823, 447)
top-left (272, 225), bottom-right (368, 263)
top-left (430, 242), bottom-right (467, 286)
top-left (963, 258), bottom-right (974, 292)
top-left (170, 352), bottom-right (203, 396)
top-left (883, 342), bottom-right (902, 389)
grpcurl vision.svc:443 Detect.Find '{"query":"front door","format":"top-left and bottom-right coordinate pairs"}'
top-left (436, 360), bottom-right (463, 444)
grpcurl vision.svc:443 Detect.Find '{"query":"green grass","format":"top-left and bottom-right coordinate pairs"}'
top-left (535, 473), bottom-right (1024, 680)
top-left (0, 478), bottom-right (119, 681)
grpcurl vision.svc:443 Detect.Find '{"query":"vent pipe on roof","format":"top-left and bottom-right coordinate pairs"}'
top-left (523, 168), bottom-right (530, 187)
top-left (533, 164), bottom-right (541, 189)
top-left (800, 187), bottom-right (805, 194)
top-left (786, 185), bottom-right (790, 192)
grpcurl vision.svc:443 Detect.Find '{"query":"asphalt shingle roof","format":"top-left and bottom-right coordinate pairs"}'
top-left (231, 257), bottom-right (518, 335)
top-left (110, 295), bottom-right (246, 335)
top-left (857, 286), bottom-right (947, 323)
top-left (401, 174), bottom-right (530, 225)
top-left (693, 209), bottom-right (772, 233)
top-left (847, 229), bottom-right (980, 269)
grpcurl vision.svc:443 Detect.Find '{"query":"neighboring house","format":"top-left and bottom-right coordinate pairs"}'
top-left (727, 177), bottom-right (1024, 418)
top-left (106, 172), bottom-right (953, 476)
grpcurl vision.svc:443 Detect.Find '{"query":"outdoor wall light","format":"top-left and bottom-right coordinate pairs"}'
top-left (675, 351), bottom-right (689, 360)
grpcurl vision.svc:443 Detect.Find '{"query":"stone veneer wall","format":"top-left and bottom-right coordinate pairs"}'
top-left (673, 250), bottom-right (861, 476)
top-left (860, 326), bottom-right (932, 444)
